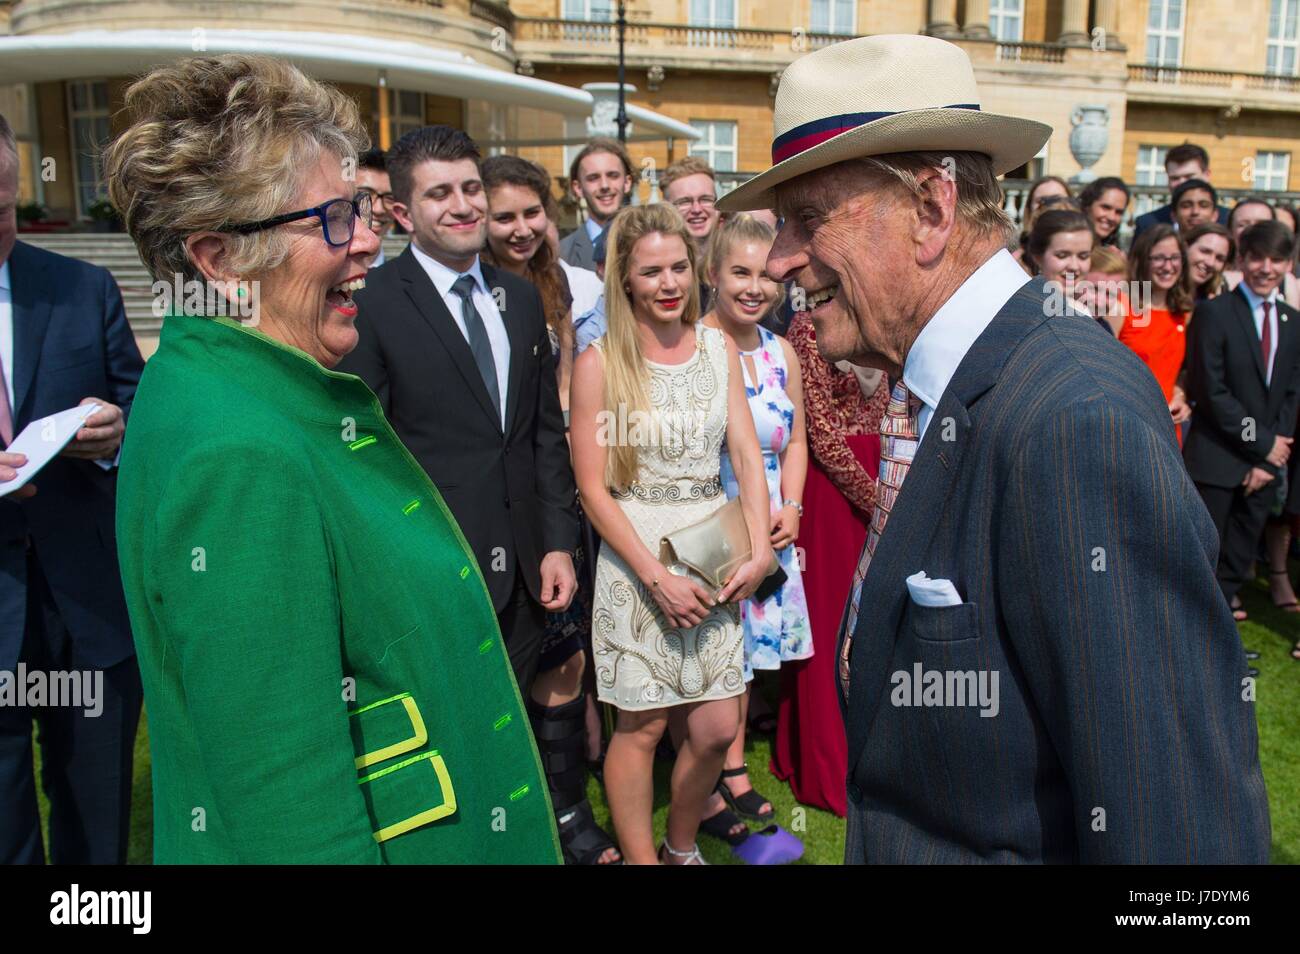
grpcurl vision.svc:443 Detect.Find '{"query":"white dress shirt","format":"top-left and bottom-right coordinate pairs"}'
top-left (0, 259), bottom-right (13, 411)
top-left (1238, 282), bottom-right (1281, 384)
top-left (558, 259), bottom-right (603, 323)
top-left (903, 248), bottom-right (1031, 439)
top-left (409, 242), bottom-right (511, 428)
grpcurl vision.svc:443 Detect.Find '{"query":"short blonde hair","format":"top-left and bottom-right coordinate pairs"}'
top-left (851, 151), bottom-right (1013, 243)
top-left (1089, 245), bottom-right (1127, 275)
top-left (659, 155), bottom-right (716, 197)
top-left (105, 54), bottom-right (368, 285)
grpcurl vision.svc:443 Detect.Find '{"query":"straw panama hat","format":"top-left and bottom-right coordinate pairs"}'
top-left (717, 34), bottom-right (1053, 213)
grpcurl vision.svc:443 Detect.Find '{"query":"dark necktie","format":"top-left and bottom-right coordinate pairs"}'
top-left (450, 273), bottom-right (501, 422)
top-left (1261, 301), bottom-right (1273, 383)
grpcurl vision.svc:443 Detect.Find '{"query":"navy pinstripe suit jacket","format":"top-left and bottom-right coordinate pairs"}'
top-left (840, 278), bottom-right (1271, 864)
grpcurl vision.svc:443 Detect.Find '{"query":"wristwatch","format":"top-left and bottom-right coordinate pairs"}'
top-left (782, 499), bottom-right (803, 516)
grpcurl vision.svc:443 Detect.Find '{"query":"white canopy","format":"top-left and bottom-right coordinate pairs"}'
top-left (0, 28), bottom-right (700, 140)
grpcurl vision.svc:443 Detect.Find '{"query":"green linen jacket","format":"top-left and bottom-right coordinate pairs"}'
top-left (116, 313), bottom-right (561, 864)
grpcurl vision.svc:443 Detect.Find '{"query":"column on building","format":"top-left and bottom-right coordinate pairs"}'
top-left (926, 0), bottom-right (959, 37)
top-left (1058, 0), bottom-right (1091, 47)
top-left (962, 0), bottom-right (991, 39)
top-left (1092, 0), bottom-right (1128, 51)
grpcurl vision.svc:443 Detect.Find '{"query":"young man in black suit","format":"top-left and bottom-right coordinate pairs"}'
top-left (338, 127), bottom-right (619, 864)
top-left (1131, 142), bottom-right (1231, 248)
top-left (1185, 221), bottom-right (1300, 648)
top-left (0, 114), bottom-right (145, 863)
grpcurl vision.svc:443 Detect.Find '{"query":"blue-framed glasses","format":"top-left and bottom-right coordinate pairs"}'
top-left (220, 193), bottom-right (373, 247)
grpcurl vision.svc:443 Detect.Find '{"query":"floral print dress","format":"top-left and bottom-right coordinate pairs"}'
top-left (720, 325), bottom-right (812, 678)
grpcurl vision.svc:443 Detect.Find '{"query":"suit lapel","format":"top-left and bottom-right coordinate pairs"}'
top-left (841, 281), bottom-right (1044, 780)
top-left (1232, 285), bottom-right (1268, 387)
top-left (397, 248), bottom-right (502, 431)
top-left (1269, 298), bottom-right (1297, 402)
top-left (8, 242), bottom-right (55, 428)
top-left (485, 262), bottom-right (530, 438)
top-left (841, 396), bottom-right (972, 776)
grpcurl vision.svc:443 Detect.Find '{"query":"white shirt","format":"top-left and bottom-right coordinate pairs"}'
top-left (409, 242), bottom-right (511, 428)
top-left (559, 259), bottom-right (603, 324)
top-left (0, 259), bottom-right (13, 411)
top-left (1238, 283), bottom-right (1281, 384)
top-left (904, 248), bottom-right (1030, 439)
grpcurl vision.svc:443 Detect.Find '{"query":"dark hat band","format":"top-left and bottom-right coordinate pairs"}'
top-left (770, 104), bottom-right (981, 165)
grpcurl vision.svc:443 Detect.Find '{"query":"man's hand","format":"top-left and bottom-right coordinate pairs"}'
top-left (1243, 466), bottom-right (1276, 495)
top-left (538, 550), bottom-right (577, 612)
top-left (0, 452), bottom-right (36, 499)
top-left (1168, 389), bottom-right (1191, 426)
top-left (61, 397), bottom-right (124, 460)
top-left (1266, 435), bottom-right (1293, 468)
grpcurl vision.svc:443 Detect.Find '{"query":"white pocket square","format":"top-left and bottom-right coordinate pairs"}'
top-left (906, 571), bottom-right (963, 608)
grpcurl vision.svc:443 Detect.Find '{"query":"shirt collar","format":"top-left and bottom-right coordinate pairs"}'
top-left (584, 217), bottom-right (604, 243)
top-left (1237, 281), bottom-right (1278, 313)
top-left (409, 242), bottom-right (486, 298)
top-left (0, 258), bottom-right (10, 293)
top-left (903, 248), bottom-right (1029, 415)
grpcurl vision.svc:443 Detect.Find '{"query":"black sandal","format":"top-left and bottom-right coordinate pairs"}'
top-left (556, 801), bottom-right (622, 865)
top-left (698, 804), bottom-right (750, 846)
top-left (717, 764), bottom-right (775, 824)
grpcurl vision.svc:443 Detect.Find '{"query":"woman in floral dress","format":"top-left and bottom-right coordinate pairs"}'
top-left (704, 214), bottom-right (810, 825)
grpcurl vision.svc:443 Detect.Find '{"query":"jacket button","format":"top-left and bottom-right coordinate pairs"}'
top-left (847, 782), bottom-right (863, 803)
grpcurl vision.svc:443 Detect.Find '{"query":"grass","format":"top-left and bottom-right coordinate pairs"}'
top-left (33, 580), bottom-right (1300, 864)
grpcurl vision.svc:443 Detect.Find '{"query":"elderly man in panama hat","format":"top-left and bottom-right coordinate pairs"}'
top-left (720, 34), bottom-right (1270, 864)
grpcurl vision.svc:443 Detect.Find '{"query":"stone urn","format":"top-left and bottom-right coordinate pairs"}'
top-left (1068, 104), bottom-right (1110, 184)
top-left (583, 82), bottom-right (636, 139)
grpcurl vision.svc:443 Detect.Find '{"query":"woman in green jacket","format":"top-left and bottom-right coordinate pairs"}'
top-left (104, 53), bottom-right (559, 864)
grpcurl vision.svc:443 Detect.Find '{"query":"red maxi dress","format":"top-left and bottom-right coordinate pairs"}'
top-left (772, 315), bottom-right (888, 817)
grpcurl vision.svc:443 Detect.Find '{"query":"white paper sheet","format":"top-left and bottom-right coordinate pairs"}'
top-left (0, 403), bottom-right (101, 496)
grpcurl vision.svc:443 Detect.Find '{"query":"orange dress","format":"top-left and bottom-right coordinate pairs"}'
top-left (1118, 304), bottom-right (1187, 443)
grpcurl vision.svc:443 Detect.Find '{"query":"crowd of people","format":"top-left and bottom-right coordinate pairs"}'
top-left (0, 34), bottom-right (1291, 865)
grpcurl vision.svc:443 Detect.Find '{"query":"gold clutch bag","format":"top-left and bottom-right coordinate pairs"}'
top-left (659, 497), bottom-right (780, 600)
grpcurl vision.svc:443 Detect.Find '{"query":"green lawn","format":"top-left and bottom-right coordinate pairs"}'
top-left (34, 581), bottom-right (1300, 864)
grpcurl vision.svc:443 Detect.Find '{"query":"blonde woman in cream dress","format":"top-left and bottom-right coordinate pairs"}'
top-left (570, 203), bottom-right (772, 865)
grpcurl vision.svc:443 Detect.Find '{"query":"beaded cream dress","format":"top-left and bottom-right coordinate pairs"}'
top-left (590, 325), bottom-right (745, 711)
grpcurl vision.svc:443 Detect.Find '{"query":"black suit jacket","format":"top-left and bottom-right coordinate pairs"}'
top-left (1131, 203), bottom-right (1231, 248)
top-left (0, 241), bottom-right (143, 671)
top-left (337, 247), bottom-right (578, 612)
top-left (558, 226), bottom-right (597, 271)
top-left (1183, 285), bottom-right (1300, 489)
top-left (841, 280), bottom-right (1269, 863)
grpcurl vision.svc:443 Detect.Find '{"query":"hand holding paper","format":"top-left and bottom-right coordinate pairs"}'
top-left (61, 397), bottom-right (125, 460)
top-left (0, 403), bottom-right (101, 498)
top-left (0, 452), bottom-right (35, 499)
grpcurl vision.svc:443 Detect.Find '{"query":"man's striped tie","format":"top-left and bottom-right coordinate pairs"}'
top-left (839, 379), bottom-right (921, 700)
